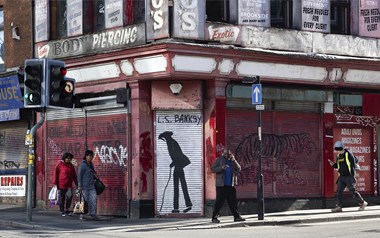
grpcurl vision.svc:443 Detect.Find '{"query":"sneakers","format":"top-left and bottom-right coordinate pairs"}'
top-left (234, 217), bottom-right (246, 222)
top-left (171, 209), bottom-right (180, 213)
top-left (79, 214), bottom-right (86, 220)
top-left (359, 201), bottom-right (368, 211)
top-left (65, 211), bottom-right (72, 216)
top-left (331, 206), bottom-right (343, 213)
top-left (211, 217), bottom-right (220, 223)
top-left (60, 212), bottom-right (66, 217)
top-left (183, 206), bottom-right (192, 213)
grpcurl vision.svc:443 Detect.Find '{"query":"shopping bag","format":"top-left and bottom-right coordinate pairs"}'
top-left (48, 185), bottom-right (58, 200)
top-left (73, 194), bottom-right (88, 214)
top-left (94, 179), bottom-right (106, 195)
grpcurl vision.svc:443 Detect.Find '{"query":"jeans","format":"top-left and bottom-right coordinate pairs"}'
top-left (82, 189), bottom-right (97, 216)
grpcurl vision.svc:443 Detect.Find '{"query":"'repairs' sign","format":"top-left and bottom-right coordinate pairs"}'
top-left (0, 175), bottom-right (26, 197)
top-left (35, 23), bottom-right (146, 59)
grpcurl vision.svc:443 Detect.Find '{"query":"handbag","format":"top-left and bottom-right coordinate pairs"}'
top-left (48, 185), bottom-right (58, 200)
top-left (94, 178), bottom-right (106, 195)
top-left (73, 193), bottom-right (88, 214)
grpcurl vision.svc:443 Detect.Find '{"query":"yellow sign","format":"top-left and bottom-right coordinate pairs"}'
top-left (25, 134), bottom-right (33, 145)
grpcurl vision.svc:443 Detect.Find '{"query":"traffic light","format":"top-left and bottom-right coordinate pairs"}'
top-left (46, 60), bottom-right (75, 108)
top-left (24, 59), bottom-right (46, 108)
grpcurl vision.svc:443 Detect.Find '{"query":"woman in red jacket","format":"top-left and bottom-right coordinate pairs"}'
top-left (53, 152), bottom-right (78, 216)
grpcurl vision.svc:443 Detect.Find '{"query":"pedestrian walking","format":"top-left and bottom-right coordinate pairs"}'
top-left (329, 141), bottom-right (367, 212)
top-left (52, 152), bottom-right (78, 217)
top-left (78, 150), bottom-right (99, 220)
top-left (211, 148), bottom-right (245, 223)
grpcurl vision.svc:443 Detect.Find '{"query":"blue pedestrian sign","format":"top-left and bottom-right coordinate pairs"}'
top-left (252, 84), bottom-right (262, 105)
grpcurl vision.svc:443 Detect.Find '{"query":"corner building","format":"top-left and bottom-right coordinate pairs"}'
top-left (33, 0), bottom-right (380, 218)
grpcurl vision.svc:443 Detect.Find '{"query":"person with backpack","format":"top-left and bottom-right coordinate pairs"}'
top-left (328, 141), bottom-right (367, 213)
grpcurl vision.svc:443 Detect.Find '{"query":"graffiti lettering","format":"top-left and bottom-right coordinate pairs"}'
top-left (0, 160), bottom-right (20, 169)
top-left (94, 145), bottom-right (128, 167)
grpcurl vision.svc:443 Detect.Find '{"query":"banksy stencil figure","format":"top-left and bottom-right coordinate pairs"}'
top-left (158, 131), bottom-right (193, 213)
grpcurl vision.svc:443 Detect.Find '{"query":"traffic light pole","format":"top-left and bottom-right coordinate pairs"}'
top-left (26, 111), bottom-right (45, 222)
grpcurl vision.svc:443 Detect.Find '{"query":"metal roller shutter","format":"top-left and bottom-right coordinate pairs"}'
top-left (86, 108), bottom-right (129, 216)
top-left (226, 109), bottom-right (322, 198)
top-left (155, 110), bottom-right (203, 216)
top-left (0, 120), bottom-right (29, 173)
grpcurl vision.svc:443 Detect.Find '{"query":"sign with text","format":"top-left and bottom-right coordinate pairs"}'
top-left (333, 127), bottom-right (372, 193)
top-left (146, 0), bottom-right (169, 41)
top-left (238, 0), bottom-right (270, 27)
top-left (173, 0), bottom-right (205, 39)
top-left (0, 75), bottom-right (23, 110)
top-left (359, 0), bottom-right (380, 38)
top-left (301, 0), bottom-right (330, 33)
top-left (36, 23), bottom-right (146, 59)
top-left (34, 0), bottom-right (49, 42)
top-left (206, 23), bottom-right (241, 44)
top-left (67, 0), bottom-right (83, 37)
top-left (0, 175), bottom-right (26, 197)
top-left (0, 109), bottom-right (20, 122)
top-left (105, 0), bottom-right (123, 29)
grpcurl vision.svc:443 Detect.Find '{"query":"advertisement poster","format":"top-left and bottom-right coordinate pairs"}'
top-left (238, 0), bottom-right (270, 27)
top-left (34, 0), bottom-right (49, 42)
top-left (301, 0), bottom-right (330, 32)
top-left (359, 0), bottom-right (380, 37)
top-left (333, 127), bottom-right (372, 193)
top-left (67, 0), bottom-right (83, 37)
top-left (0, 175), bottom-right (26, 197)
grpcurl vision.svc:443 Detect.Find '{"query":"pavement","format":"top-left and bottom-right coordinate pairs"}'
top-left (1, 204), bottom-right (380, 231)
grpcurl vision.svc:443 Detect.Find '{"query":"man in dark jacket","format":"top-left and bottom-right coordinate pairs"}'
top-left (329, 141), bottom-right (367, 212)
top-left (211, 148), bottom-right (245, 223)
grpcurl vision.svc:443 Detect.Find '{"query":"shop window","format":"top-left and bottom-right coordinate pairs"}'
top-left (206, 0), bottom-right (230, 23)
top-left (0, 8), bottom-right (4, 72)
top-left (270, 0), bottom-right (293, 28)
top-left (330, 0), bottom-right (350, 35)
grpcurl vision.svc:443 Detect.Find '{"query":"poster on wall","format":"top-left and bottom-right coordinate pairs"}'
top-left (34, 0), bottom-right (49, 42)
top-left (155, 110), bottom-right (203, 215)
top-left (333, 127), bottom-right (372, 193)
top-left (0, 175), bottom-right (26, 196)
top-left (67, 0), bottom-right (83, 37)
top-left (105, 0), bottom-right (123, 29)
top-left (359, 0), bottom-right (380, 38)
top-left (301, 0), bottom-right (330, 33)
top-left (238, 0), bottom-right (270, 27)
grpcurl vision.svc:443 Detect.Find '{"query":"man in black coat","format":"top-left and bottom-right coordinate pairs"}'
top-left (159, 131), bottom-right (192, 213)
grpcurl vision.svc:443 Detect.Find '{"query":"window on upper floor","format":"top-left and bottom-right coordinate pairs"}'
top-left (270, 0), bottom-right (293, 28)
top-left (0, 8), bottom-right (4, 72)
top-left (206, 0), bottom-right (231, 23)
top-left (38, 0), bottom-right (145, 41)
top-left (330, 0), bottom-right (350, 35)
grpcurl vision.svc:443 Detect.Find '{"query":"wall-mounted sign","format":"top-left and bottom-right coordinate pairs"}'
top-left (146, 0), bottom-right (169, 41)
top-left (206, 23), bottom-right (241, 44)
top-left (105, 0), bottom-right (123, 29)
top-left (0, 75), bottom-right (23, 110)
top-left (301, 0), bottom-right (330, 33)
top-left (238, 0), bottom-right (270, 27)
top-left (0, 175), bottom-right (26, 197)
top-left (0, 109), bottom-right (20, 122)
top-left (173, 0), bottom-right (205, 39)
top-left (67, 0), bottom-right (83, 37)
top-left (36, 23), bottom-right (146, 59)
top-left (34, 0), bottom-right (49, 42)
top-left (359, 0), bottom-right (380, 38)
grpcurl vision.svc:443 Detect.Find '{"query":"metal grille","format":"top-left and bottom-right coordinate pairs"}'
top-left (45, 108), bottom-right (129, 216)
top-left (226, 109), bottom-right (322, 199)
top-left (155, 110), bottom-right (203, 216)
top-left (0, 121), bottom-right (29, 173)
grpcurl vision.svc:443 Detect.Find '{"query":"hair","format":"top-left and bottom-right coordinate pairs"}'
top-left (61, 152), bottom-right (73, 161)
top-left (83, 150), bottom-right (94, 160)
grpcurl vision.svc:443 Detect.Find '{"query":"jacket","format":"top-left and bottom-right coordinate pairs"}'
top-left (53, 160), bottom-right (78, 189)
top-left (78, 160), bottom-right (96, 190)
top-left (211, 154), bottom-right (241, 187)
top-left (333, 149), bottom-right (356, 176)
